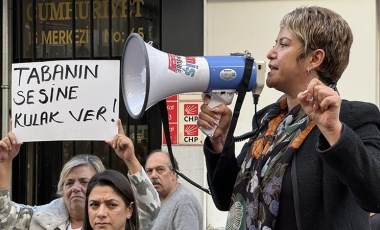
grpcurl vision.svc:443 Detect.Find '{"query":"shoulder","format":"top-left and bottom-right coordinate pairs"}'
top-left (35, 197), bottom-right (67, 212)
top-left (33, 198), bottom-right (68, 225)
top-left (340, 100), bottom-right (380, 128)
top-left (172, 184), bottom-right (200, 206)
top-left (341, 100), bottom-right (379, 113)
top-left (160, 184), bottom-right (202, 218)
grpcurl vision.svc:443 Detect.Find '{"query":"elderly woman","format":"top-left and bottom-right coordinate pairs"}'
top-left (0, 120), bottom-right (159, 229)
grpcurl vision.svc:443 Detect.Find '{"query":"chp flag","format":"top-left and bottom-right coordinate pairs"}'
top-left (178, 94), bottom-right (204, 145)
top-left (162, 93), bottom-right (204, 145)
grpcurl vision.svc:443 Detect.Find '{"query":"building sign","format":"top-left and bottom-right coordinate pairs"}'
top-left (25, 0), bottom-right (145, 44)
top-left (167, 101), bottom-right (178, 123)
top-left (11, 60), bottom-right (120, 142)
top-left (163, 95), bottom-right (178, 145)
top-left (162, 93), bottom-right (204, 145)
top-left (20, 0), bottom-right (160, 58)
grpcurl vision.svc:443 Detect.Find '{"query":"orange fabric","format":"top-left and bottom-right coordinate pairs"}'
top-left (251, 112), bottom-right (285, 159)
top-left (290, 121), bottom-right (316, 149)
top-left (250, 97), bottom-right (316, 159)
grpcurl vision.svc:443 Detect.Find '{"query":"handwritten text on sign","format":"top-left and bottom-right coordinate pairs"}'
top-left (12, 60), bottom-right (120, 142)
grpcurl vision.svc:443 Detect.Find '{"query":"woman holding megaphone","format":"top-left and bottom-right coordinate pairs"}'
top-left (198, 6), bottom-right (380, 230)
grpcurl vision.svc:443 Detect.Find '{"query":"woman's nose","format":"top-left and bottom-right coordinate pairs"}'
top-left (266, 46), bottom-right (276, 59)
top-left (71, 181), bottom-right (81, 192)
top-left (97, 205), bottom-right (107, 218)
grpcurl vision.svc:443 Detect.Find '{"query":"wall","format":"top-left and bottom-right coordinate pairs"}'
top-left (204, 0), bottom-right (379, 229)
top-left (161, 0), bottom-right (207, 229)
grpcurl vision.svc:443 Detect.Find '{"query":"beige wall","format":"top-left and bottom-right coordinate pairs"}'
top-left (204, 0), bottom-right (379, 228)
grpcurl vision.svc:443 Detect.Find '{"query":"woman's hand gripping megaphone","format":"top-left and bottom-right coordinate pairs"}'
top-left (198, 90), bottom-right (235, 153)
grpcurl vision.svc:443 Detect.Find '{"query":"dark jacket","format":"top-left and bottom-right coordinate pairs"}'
top-left (204, 100), bottom-right (380, 230)
top-left (371, 213), bottom-right (380, 230)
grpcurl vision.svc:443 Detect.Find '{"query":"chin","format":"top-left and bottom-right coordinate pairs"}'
top-left (265, 82), bottom-right (275, 89)
top-left (71, 201), bottom-right (85, 209)
top-left (265, 78), bottom-right (274, 88)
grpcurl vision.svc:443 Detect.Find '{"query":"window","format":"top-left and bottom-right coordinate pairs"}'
top-left (11, 0), bottom-right (161, 204)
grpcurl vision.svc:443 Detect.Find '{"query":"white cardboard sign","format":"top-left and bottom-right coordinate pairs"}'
top-left (11, 60), bottom-right (120, 142)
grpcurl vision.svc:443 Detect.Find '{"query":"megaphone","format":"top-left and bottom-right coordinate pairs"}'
top-left (121, 33), bottom-right (266, 127)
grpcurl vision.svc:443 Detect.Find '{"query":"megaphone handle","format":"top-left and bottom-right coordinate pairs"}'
top-left (200, 91), bottom-right (235, 137)
top-left (199, 119), bottom-right (218, 137)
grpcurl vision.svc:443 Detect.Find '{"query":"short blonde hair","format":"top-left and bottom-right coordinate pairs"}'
top-left (280, 6), bottom-right (353, 85)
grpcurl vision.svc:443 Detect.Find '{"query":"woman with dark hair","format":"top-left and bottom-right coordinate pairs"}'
top-left (83, 169), bottom-right (139, 230)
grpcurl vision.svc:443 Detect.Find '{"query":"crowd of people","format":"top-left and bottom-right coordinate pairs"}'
top-left (0, 120), bottom-right (160, 229)
top-left (1, 4), bottom-right (380, 230)
top-left (1, 119), bottom-right (202, 229)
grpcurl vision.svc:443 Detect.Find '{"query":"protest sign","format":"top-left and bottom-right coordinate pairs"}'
top-left (11, 60), bottom-right (120, 142)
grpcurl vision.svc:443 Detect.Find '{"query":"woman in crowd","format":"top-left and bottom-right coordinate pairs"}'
top-left (83, 169), bottom-right (139, 230)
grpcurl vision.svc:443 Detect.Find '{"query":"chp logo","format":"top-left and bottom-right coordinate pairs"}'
top-left (183, 104), bottom-right (199, 123)
top-left (184, 124), bottom-right (198, 136)
top-left (184, 104), bottom-right (198, 115)
top-left (183, 124), bottom-right (199, 143)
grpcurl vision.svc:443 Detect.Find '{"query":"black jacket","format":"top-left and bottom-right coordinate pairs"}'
top-left (204, 100), bottom-right (380, 230)
top-left (370, 213), bottom-right (380, 230)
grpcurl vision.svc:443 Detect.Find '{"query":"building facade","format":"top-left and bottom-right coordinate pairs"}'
top-left (1, 0), bottom-right (204, 206)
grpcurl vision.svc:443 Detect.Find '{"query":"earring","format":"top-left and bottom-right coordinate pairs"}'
top-left (307, 67), bottom-right (313, 75)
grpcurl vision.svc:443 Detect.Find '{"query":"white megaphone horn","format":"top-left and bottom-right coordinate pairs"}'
top-left (121, 33), bottom-right (266, 134)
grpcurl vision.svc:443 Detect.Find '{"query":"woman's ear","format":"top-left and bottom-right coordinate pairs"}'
top-left (126, 202), bottom-right (134, 219)
top-left (309, 48), bottom-right (325, 69)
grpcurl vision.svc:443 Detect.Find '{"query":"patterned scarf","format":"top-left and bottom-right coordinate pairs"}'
top-left (225, 96), bottom-right (316, 230)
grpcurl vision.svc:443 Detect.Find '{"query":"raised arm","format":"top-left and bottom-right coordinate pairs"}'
top-left (0, 132), bottom-right (21, 189)
top-left (106, 120), bottom-right (160, 229)
top-left (0, 132), bottom-right (36, 229)
top-left (106, 120), bottom-right (141, 174)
